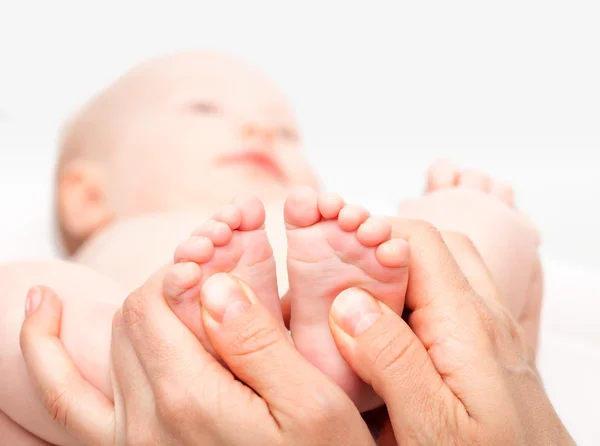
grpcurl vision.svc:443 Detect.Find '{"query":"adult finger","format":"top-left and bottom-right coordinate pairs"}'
top-left (19, 286), bottom-right (114, 446)
top-left (120, 267), bottom-right (244, 423)
top-left (201, 273), bottom-right (360, 428)
top-left (440, 230), bottom-right (500, 304)
top-left (329, 288), bottom-right (459, 441)
top-left (389, 217), bottom-right (473, 311)
top-left (110, 310), bottom-right (157, 442)
top-left (385, 219), bottom-right (503, 415)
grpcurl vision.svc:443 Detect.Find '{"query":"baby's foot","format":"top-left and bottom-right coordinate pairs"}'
top-left (162, 195), bottom-right (283, 357)
top-left (426, 159), bottom-right (515, 206)
top-left (422, 160), bottom-right (542, 352)
top-left (284, 187), bottom-right (409, 412)
top-left (424, 159), bottom-right (540, 239)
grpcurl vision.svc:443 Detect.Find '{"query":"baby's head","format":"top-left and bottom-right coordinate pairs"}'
top-left (57, 51), bottom-right (319, 253)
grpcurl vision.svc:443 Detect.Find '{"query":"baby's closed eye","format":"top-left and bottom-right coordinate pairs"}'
top-left (189, 101), bottom-right (221, 114)
top-left (277, 127), bottom-right (299, 142)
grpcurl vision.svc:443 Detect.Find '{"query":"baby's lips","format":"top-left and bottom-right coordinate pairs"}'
top-left (218, 151), bottom-right (287, 181)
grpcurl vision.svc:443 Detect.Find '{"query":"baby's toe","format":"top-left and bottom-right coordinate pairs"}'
top-left (427, 159), bottom-right (458, 191)
top-left (458, 168), bottom-right (491, 192)
top-left (318, 192), bottom-right (345, 220)
top-left (284, 187), bottom-right (321, 228)
top-left (192, 220), bottom-right (233, 247)
top-left (375, 239), bottom-right (410, 268)
top-left (174, 236), bottom-right (215, 264)
top-left (213, 204), bottom-right (242, 230)
top-left (338, 204), bottom-right (370, 232)
top-left (356, 217), bottom-right (392, 247)
top-left (232, 195), bottom-right (266, 231)
top-left (163, 262), bottom-right (202, 303)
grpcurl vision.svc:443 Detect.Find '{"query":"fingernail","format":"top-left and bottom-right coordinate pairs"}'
top-left (201, 273), bottom-right (251, 323)
top-left (331, 288), bottom-right (382, 336)
top-left (25, 287), bottom-right (43, 316)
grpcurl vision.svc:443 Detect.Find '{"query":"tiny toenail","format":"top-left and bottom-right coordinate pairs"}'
top-left (331, 288), bottom-right (381, 336)
top-left (201, 274), bottom-right (251, 323)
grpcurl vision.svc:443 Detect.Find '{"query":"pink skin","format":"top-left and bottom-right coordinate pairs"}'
top-left (161, 188), bottom-right (409, 412)
top-left (58, 52), bottom-right (321, 255)
top-left (420, 159), bottom-right (541, 352)
top-left (426, 159), bottom-right (515, 206)
top-left (284, 187), bottom-right (410, 412)
top-left (163, 195), bottom-right (284, 358)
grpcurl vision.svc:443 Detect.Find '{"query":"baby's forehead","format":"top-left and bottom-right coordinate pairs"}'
top-left (138, 61), bottom-right (296, 122)
top-left (168, 62), bottom-right (289, 106)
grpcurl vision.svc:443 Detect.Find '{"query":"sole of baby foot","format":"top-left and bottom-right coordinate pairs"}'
top-left (162, 195), bottom-right (284, 357)
top-left (284, 187), bottom-right (409, 412)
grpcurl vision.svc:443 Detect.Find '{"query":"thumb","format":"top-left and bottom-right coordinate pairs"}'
top-left (329, 288), bottom-right (460, 441)
top-left (20, 286), bottom-right (114, 446)
top-left (201, 274), bottom-right (358, 425)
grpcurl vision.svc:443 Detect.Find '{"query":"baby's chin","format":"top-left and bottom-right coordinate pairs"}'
top-left (226, 178), bottom-right (293, 202)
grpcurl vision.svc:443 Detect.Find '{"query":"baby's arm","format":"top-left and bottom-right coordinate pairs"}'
top-left (0, 261), bottom-right (124, 446)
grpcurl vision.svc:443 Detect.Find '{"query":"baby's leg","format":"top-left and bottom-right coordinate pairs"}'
top-left (398, 161), bottom-right (542, 351)
top-left (0, 410), bottom-right (51, 445)
top-left (0, 261), bottom-right (124, 446)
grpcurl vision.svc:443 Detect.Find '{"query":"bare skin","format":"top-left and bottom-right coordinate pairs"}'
top-left (0, 53), bottom-right (542, 443)
top-left (411, 159), bottom-right (542, 352)
top-left (0, 180), bottom-right (541, 446)
top-left (15, 218), bottom-right (566, 446)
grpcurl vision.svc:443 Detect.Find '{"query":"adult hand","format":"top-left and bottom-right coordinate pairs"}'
top-left (329, 219), bottom-right (573, 445)
top-left (20, 269), bottom-right (374, 445)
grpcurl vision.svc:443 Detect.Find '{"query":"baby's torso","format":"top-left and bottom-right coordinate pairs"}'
top-left (73, 202), bottom-right (289, 293)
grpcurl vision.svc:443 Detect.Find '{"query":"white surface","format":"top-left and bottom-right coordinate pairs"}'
top-left (537, 259), bottom-right (600, 444)
top-left (1, 1), bottom-right (599, 443)
top-left (1, 0), bottom-right (599, 269)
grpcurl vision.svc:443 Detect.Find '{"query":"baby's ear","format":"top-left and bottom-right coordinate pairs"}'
top-left (57, 160), bottom-right (112, 251)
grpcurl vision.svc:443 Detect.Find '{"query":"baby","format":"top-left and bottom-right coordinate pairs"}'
top-left (0, 51), bottom-right (541, 445)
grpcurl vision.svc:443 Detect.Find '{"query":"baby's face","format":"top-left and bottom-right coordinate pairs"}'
top-left (104, 54), bottom-right (319, 217)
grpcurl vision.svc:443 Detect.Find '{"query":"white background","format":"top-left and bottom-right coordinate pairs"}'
top-left (1, 0), bottom-right (599, 268)
top-left (1, 1), bottom-right (600, 443)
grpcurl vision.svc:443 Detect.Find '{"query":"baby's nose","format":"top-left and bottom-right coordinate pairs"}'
top-left (241, 122), bottom-right (276, 147)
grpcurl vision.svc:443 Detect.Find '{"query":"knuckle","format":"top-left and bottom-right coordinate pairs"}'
top-left (154, 383), bottom-right (213, 432)
top-left (412, 220), bottom-right (447, 244)
top-left (121, 289), bottom-right (146, 328)
top-left (418, 395), bottom-right (456, 443)
top-left (297, 393), bottom-right (353, 431)
top-left (369, 326), bottom-right (417, 380)
top-left (228, 316), bottom-right (281, 358)
top-left (442, 230), bottom-right (474, 249)
top-left (155, 388), bottom-right (193, 426)
top-left (42, 387), bottom-right (72, 427)
top-left (471, 296), bottom-right (497, 328)
top-left (412, 219), bottom-right (441, 236)
top-left (453, 275), bottom-right (477, 299)
top-left (471, 297), bottom-right (514, 348)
